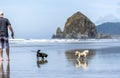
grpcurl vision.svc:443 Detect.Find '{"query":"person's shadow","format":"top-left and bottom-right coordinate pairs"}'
top-left (0, 61), bottom-right (10, 78)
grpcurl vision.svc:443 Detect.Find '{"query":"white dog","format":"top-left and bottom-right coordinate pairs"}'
top-left (75, 50), bottom-right (89, 59)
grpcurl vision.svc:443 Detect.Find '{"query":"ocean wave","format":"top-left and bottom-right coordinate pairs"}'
top-left (9, 39), bottom-right (120, 44)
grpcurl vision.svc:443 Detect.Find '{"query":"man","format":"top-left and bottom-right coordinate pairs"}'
top-left (0, 11), bottom-right (14, 61)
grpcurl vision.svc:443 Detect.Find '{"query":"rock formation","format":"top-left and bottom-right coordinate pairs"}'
top-left (52, 12), bottom-right (97, 39)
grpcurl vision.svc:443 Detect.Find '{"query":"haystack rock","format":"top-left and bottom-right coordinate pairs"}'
top-left (52, 12), bottom-right (97, 39)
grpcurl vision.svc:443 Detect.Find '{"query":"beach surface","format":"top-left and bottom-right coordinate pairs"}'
top-left (0, 39), bottom-right (120, 78)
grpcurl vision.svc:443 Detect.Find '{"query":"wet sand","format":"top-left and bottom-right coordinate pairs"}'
top-left (0, 42), bottom-right (120, 78)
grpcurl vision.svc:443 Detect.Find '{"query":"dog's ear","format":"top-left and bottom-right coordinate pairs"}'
top-left (84, 50), bottom-right (89, 53)
top-left (86, 50), bottom-right (89, 53)
top-left (37, 50), bottom-right (40, 53)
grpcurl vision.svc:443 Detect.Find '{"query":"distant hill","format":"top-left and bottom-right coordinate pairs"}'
top-left (97, 22), bottom-right (120, 35)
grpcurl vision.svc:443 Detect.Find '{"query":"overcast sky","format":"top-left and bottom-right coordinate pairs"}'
top-left (0, 0), bottom-right (120, 39)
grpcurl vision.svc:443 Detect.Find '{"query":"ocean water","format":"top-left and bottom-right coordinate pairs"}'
top-left (0, 39), bottom-right (120, 78)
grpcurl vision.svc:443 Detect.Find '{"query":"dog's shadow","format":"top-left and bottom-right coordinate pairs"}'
top-left (37, 57), bottom-right (48, 68)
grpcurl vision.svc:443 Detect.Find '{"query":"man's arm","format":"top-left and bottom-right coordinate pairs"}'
top-left (8, 25), bottom-right (14, 39)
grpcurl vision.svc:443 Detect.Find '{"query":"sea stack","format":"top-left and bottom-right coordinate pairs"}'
top-left (52, 12), bottom-right (97, 39)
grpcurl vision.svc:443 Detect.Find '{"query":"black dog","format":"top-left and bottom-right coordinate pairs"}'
top-left (37, 50), bottom-right (48, 59)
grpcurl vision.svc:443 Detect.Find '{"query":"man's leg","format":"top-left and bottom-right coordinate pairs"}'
top-left (0, 48), bottom-right (3, 61)
top-left (5, 38), bottom-right (10, 61)
top-left (6, 48), bottom-right (10, 61)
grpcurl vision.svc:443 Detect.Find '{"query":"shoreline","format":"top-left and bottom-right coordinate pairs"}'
top-left (9, 38), bottom-right (120, 43)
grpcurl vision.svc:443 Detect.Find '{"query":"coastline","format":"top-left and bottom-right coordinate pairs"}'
top-left (9, 38), bottom-right (120, 43)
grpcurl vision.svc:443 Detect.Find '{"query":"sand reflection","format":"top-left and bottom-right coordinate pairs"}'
top-left (0, 61), bottom-right (10, 78)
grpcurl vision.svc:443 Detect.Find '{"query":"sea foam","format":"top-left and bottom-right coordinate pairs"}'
top-left (9, 38), bottom-right (120, 44)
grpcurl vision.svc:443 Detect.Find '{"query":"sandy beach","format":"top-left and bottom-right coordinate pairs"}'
top-left (0, 39), bottom-right (120, 78)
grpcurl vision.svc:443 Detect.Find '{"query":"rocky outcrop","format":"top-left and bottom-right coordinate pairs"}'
top-left (52, 27), bottom-right (64, 39)
top-left (52, 12), bottom-right (97, 39)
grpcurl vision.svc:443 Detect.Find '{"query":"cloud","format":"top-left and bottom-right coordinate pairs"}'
top-left (95, 1), bottom-right (120, 25)
top-left (95, 14), bottom-right (120, 25)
